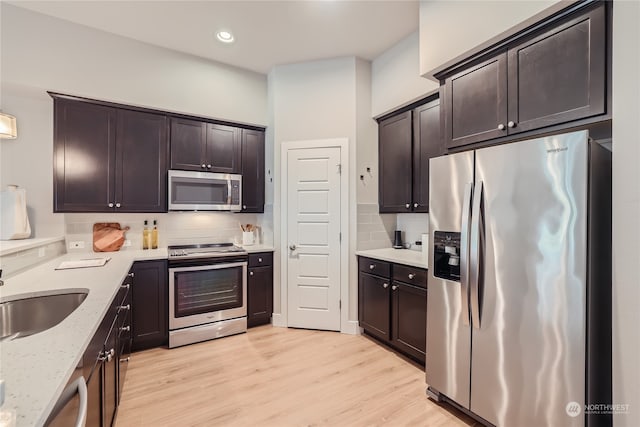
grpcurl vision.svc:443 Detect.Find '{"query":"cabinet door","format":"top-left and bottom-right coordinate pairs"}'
top-left (507, 4), bottom-right (606, 134)
top-left (103, 323), bottom-right (118, 427)
top-left (85, 364), bottom-right (102, 427)
top-left (378, 111), bottom-right (413, 213)
top-left (53, 99), bottom-right (116, 212)
top-left (358, 272), bottom-right (390, 341)
top-left (131, 260), bottom-right (168, 351)
top-left (240, 129), bottom-right (265, 213)
top-left (247, 265), bottom-right (273, 327)
top-left (391, 281), bottom-right (427, 363)
top-left (115, 110), bottom-right (168, 212)
top-left (444, 54), bottom-right (508, 149)
top-left (169, 117), bottom-right (206, 171)
top-left (412, 99), bottom-right (441, 213)
top-left (206, 123), bottom-right (241, 173)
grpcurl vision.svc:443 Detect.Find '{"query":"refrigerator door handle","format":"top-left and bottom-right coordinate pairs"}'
top-left (459, 182), bottom-right (473, 326)
top-left (470, 180), bottom-right (483, 329)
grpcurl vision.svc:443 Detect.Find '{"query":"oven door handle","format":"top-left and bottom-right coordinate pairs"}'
top-left (168, 261), bottom-right (248, 273)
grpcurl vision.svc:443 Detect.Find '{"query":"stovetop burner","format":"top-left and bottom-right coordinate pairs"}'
top-left (168, 242), bottom-right (247, 259)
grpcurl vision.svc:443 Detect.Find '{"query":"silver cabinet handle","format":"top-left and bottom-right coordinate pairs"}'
top-left (120, 357), bottom-right (130, 363)
top-left (382, 283), bottom-right (389, 289)
top-left (120, 325), bottom-right (130, 332)
top-left (115, 203), bottom-right (121, 208)
top-left (243, 205), bottom-right (247, 210)
top-left (108, 203), bottom-right (114, 208)
top-left (121, 284), bottom-right (130, 290)
top-left (508, 121), bottom-right (516, 128)
top-left (498, 124), bottom-right (505, 130)
top-left (100, 348), bottom-right (115, 362)
top-left (207, 164), bottom-right (212, 169)
top-left (118, 304), bottom-right (130, 311)
top-left (201, 163), bottom-right (206, 168)
top-left (127, 272), bottom-right (134, 278)
top-left (369, 264), bottom-right (375, 270)
top-left (405, 203), bottom-right (410, 209)
top-left (289, 244), bottom-right (296, 251)
top-left (392, 285), bottom-right (398, 291)
top-left (249, 271), bottom-right (254, 276)
top-left (258, 257), bottom-right (263, 262)
top-left (414, 203), bottom-right (418, 208)
top-left (408, 273), bottom-right (415, 279)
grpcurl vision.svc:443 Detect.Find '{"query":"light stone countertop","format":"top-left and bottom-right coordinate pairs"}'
top-left (241, 244), bottom-right (274, 253)
top-left (355, 248), bottom-right (428, 270)
top-left (0, 236), bottom-right (65, 257)
top-left (0, 248), bottom-right (167, 427)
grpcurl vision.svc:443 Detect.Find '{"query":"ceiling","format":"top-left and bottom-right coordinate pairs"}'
top-left (10, 1), bottom-right (420, 75)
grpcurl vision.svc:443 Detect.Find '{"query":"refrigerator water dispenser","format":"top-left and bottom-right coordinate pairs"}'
top-left (433, 231), bottom-right (461, 281)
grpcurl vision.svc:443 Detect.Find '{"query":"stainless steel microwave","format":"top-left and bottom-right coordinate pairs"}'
top-left (168, 170), bottom-right (242, 211)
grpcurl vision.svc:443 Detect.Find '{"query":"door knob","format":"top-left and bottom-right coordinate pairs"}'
top-left (115, 203), bottom-right (121, 208)
top-left (414, 203), bottom-right (418, 208)
top-left (289, 244), bottom-right (296, 251)
top-left (382, 283), bottom-right (389, 289)
top-left (508, 121), bottom-right (516, 128)
top-left (408, 273), bottom-right (415, 279)
top-left (201, 164), bottom-right (206, 168)
top-left (405, 203), bottom-right (410, 209)
top-left (108, 203), bottom-right (114, 208)
top-left (207, 164), bottom-right (212, 169)
top-left (392, 285), bottom-right (398, 291)
top-left (498, 124), bottom-right (505, 130)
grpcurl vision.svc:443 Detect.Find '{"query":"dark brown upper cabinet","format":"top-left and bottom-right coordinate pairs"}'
top-left (169, 118), bottom-right (241, 174)
top-left (378, 97), bottom-right (441, 213)
top-left (441, 2), bottom-right (607, 150)
top-left (240, 129), bottom-right (265, 213)
top-left (53, 97), bottom-right (167, 213)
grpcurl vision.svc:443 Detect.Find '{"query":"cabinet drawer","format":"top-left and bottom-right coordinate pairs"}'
top-left (358, 257), bottom-right (391, 278)
top-left (249, 252), bottom-right (273, 267)
top-left (393, 264), bottom-right (427, 288)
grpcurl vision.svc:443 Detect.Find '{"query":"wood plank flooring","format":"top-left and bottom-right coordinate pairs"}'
top-left (116, 326), bottom-right (478, 426)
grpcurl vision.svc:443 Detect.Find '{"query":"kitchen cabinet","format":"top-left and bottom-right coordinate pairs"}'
top-left (247, 252), bottom-right (273, 327)
top-left (131, 260), bottom-right (168, 351)
top-left (169, 117), bottom-right (241, 174)
top-left (83, 273), bottom-right (131, 427)
top-left (378, 97), bottom-right (441, 213)
top-left (240, 129), bottom-right (265, 213)
top-left (358, 256), bottom-right (427, 364)
top-left (442, 2), bottom-right (606, 149)
top-left (53, 96), bottom-right (168, 213)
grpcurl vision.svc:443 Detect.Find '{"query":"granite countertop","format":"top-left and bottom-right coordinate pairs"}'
top-left (0, 248), bottom-right (167, 427)
top-left (355, 248), bottom-right (428, 269)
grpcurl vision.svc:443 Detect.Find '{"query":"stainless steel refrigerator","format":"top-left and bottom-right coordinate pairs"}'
top-left (426, 130), bottom-right (611, 427)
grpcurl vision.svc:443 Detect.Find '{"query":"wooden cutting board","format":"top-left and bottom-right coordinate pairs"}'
top-left (93, 223), bottom-right (130, 252)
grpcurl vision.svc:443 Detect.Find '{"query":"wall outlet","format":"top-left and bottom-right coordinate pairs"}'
top-left (123, 239), bottom-right (132, 247)
top-left (69, 241), bottom-right (85, 249)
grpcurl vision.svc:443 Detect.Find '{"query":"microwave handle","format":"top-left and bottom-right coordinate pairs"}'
top-left (227, 179), bottom-right (232, 205)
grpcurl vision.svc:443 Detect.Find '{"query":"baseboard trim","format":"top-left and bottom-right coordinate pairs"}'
top-left (341, 320), bottom-right (360, 335)
top-left (272, 313), bottom-right (286, 327)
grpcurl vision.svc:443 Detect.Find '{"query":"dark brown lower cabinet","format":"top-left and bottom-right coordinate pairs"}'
top-left (358, 256), bottom-right (427, 365)
top-left (131, 260), bottom-right (168, 351)
top-left (83, 273), bottom-right (132, 427)
top-left (247, 252), bottom-right (273, 327)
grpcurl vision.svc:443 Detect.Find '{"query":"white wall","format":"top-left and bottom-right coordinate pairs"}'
top-left (612, 1), bottom-right (640, 425)
top-left (269, 57), bottom-right (366, 330)
top-left (0, 4), bottom-right (268, 237)
top-left (419, 0), bottom-right (556, 78)
top-left (371, 31), bottom-right (437, 117)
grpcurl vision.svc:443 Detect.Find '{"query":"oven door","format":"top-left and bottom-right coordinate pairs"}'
top-left (169, 261), bottom-right (247, 330)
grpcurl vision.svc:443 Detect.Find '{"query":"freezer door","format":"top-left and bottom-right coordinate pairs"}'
top-left (426, 150), bottom-right (474, 408)
top-left (470, 131), bottom-right (588, 426)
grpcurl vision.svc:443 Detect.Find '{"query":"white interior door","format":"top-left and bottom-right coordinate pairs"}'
top-left (286, 146), bottom-right (341, 331)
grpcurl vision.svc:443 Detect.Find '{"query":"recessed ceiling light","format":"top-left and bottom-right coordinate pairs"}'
top-left (216, 30), bottom-right (234, 43)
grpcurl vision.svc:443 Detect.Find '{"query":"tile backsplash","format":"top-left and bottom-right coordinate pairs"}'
top-left (357, 204), bottom-right (396, 250)
top-left (397, 213), bottom-right (429, 251)
top-left (0, 239), bottom-right (66, 277)
top-left (64, 210), bottom-right (273, 252)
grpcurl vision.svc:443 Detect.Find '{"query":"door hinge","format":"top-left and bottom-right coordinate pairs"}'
top-left (339, 232), bottom-right (341, 242)
top-left (339, 300), bottom-right (342, 309)
top-left (337, 163), bottom-right (342, 174)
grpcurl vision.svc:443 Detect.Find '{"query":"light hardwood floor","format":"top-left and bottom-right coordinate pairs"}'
top-left (116, 326), bottom-right (478, 426)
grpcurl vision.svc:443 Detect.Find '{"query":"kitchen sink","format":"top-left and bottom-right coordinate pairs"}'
top-left (0, 291), bottom-right (88, 341)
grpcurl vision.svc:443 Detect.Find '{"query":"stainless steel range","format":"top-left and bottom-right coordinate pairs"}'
top-left (168, 243), bottom-right (248, 348)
